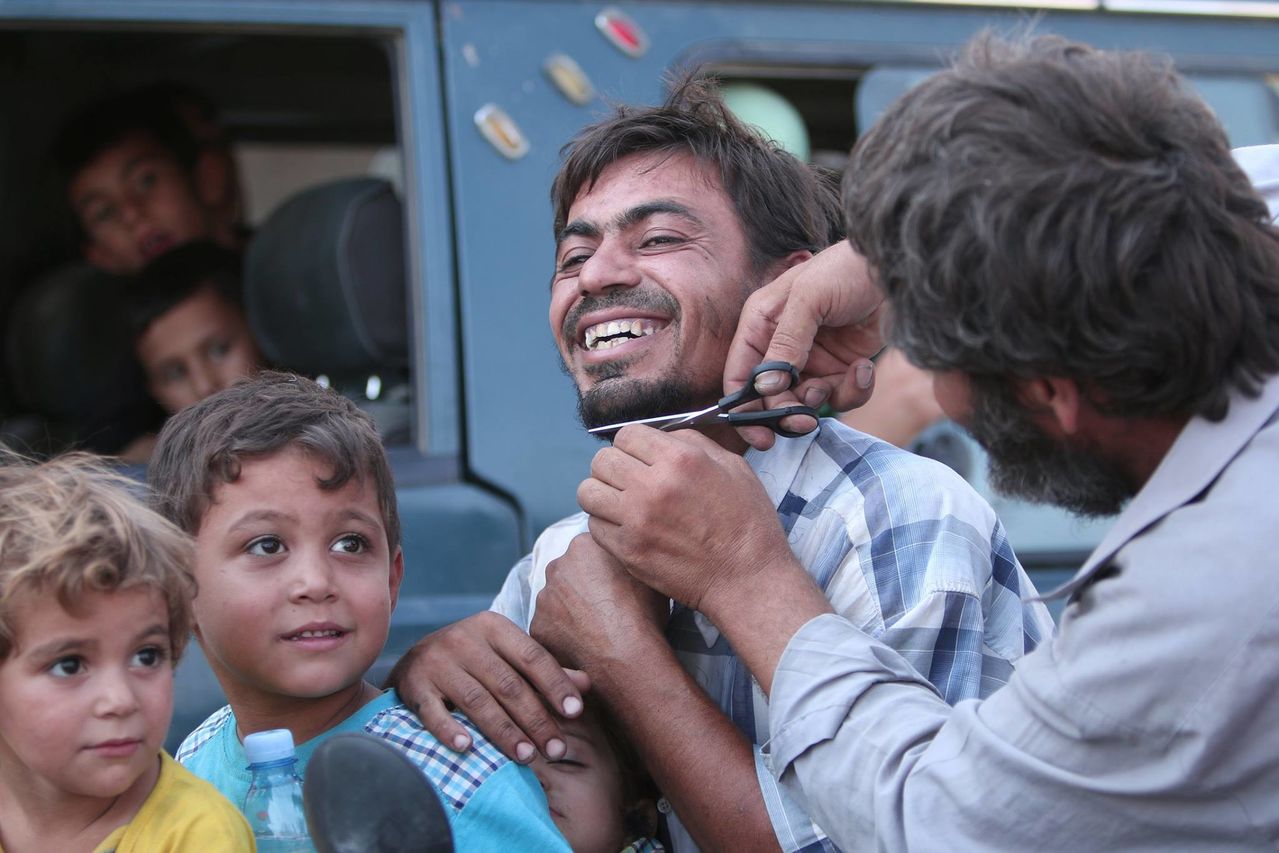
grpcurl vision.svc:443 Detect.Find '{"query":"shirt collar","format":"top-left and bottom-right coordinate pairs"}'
top-left (1044, 374), bottom-right (1279, 600)
top-left (744, 425), bottom-right (821, 507)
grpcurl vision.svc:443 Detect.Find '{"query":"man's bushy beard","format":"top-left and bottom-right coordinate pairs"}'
top-left (965, 378), bottom-right (1132, 518)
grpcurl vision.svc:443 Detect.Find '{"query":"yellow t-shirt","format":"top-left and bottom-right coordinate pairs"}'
top-left (93, 751), bottom-right (255, 852)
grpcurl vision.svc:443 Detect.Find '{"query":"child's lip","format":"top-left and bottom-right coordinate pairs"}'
top-left (281, 621), bottom-right (350, 641)
top-left (138, 231), bottom-right (174, 259)
top-left (87, 738), bottom-right (143, 757)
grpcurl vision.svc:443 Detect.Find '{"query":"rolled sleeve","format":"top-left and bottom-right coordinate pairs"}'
top-left (767, 614), bottom-right (949, 782)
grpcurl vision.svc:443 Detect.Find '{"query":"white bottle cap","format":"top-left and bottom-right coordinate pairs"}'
top-left (244, 729), bottom-right (296, 764)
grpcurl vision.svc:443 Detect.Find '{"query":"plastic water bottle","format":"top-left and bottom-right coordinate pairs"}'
top-left (243, 729), bottom-right (314, 852)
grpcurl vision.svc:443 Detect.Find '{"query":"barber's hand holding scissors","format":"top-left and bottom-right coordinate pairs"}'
top-left (724, 241), bottom-right (887, 450)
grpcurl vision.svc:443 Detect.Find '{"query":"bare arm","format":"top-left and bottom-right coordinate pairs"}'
top-left (595, 635), bottom-right (780, 852)
top-left (530, 534), bottom-right (781, 852)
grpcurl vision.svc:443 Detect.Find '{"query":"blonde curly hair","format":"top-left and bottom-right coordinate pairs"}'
top-left (0, 450), bottom-right (196, 661)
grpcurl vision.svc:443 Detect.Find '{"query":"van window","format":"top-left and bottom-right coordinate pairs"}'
top-left (0, 27), bottom-right (413, 457)
top-left (715, 64), bottom-right (1279, 167)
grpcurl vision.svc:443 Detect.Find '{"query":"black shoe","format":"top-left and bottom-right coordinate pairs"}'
top-left (304, 733), bottom-right (454, 853)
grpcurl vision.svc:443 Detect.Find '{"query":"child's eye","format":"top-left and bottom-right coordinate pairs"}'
top-left (131, 645), bottom-right (168, 669)
top-left (48, 656), bottom-right (85, 678)
top-left (206, 339), bottom-right (232, 360)
top-left (332, 533), bottom-right (370, 555)
top-left (134, 168), bottom-right (158, 191)
top-left (88, 204), bottom-right (118, 228)
top-left (157, 362), bottom-right (188, 385)
top-left (549, 759), bottom-right (586, 769)
top-left (247, 535), bottom-right (286, 556)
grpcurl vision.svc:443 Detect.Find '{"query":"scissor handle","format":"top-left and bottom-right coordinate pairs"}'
top-left (723, 405), bottom-right (820, 438)
top-left (716, 360), bottom-right (800, 411)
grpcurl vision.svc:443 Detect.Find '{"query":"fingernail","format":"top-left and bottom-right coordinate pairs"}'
top-left (754, 370), bottom-right (787, 392)
top-left (516, 742), bottom-right (536, 763)
top-left (856, 363), bottom-right (874, 389)
top-left (452, 734), bottom-right (471, 751)
top-left (562, 696), bottom-right (583, 716)
top-left (547, 738), bottom-right (567, 760)
top-left (803, 386), bottom-right (828, 408)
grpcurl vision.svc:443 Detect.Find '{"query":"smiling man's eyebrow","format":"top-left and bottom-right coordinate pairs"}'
top-left (557, 199), bottom-right (703, 247)
top-left (557, 220), bottom-right (601, 245)
top-left (615, 200), bottom-right (701, 233)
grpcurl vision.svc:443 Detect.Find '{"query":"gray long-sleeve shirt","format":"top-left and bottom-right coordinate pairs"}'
top-left (765, 364), bottom-right (1279, 851)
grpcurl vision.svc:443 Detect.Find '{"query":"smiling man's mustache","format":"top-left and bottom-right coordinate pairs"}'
top-left (561, 289), bottom-right (681, 348)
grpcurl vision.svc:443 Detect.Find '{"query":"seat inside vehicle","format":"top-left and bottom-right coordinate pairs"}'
top-left (244, 177), bottom-right (412, 445)
top-left (1, 263), bottom-right (158, 457)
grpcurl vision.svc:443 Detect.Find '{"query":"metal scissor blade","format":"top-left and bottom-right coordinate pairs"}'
top-left (587, 404), bottom-right (719, 436)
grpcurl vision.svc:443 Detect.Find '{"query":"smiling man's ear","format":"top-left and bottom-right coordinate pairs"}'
top-left (761, 249), bottom-right (813, 283)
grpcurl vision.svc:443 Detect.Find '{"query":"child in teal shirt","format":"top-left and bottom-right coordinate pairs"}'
top-left (152, 372), bottom-right (568, 851)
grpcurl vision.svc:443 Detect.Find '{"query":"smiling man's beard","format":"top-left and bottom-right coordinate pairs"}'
top-left (559, 288), bottom-right (714, 433)
top-left (965, 378), bottom-right (1133, 518)
top-left (575, 373), bottom-right (715, 433)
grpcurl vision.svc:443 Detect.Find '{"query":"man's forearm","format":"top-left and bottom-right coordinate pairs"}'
top-left (701, 559), bottom-right (834, 696)
top-left (589, 636), bottom-right (782, 853)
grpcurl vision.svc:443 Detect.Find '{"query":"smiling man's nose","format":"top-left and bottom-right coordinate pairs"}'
top-left (577, 240), bottom-right (642, 296)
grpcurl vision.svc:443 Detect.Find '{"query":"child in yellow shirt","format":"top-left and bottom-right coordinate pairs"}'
top-left (0, 452), bottom-right (253, 852)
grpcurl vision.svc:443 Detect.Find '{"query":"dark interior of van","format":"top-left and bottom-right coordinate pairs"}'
top-left (0, 28), bottom-right (401, 455)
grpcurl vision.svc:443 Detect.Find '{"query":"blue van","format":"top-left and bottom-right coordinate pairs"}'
top-left (2, 0), bottom-right (1277, 748)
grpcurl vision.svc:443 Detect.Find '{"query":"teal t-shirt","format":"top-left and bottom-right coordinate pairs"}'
top-left (176, 689), bottom-right (568, 852)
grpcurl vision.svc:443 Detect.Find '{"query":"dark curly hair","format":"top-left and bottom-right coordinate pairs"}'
top-left (845, 32), bottom-right (1279, 422)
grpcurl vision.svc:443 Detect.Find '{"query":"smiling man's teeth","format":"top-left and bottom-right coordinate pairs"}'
top-left (583, 318), bottom-right (662, 350)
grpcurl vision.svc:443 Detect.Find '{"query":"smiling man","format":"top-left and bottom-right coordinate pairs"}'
top-left (392, 78), bottom-right (1054, 852)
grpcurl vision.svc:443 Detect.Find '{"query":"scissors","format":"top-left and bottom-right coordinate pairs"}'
top-left (588, 360), bottom-right (820, 439)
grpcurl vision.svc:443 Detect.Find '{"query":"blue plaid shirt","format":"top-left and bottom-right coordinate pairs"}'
top-left (491, 419), bottom-right (1054, 852)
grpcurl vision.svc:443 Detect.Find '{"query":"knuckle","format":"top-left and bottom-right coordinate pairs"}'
top-left (494, 719), bottom-right (522, 746)
top-left (495, 671), bottom-right (527, 700)
top-left (459, 683), bottom-right (495, 712)
top-left (523, 713), bottom-right (557, 739)
top-left (514, 636), bottom-right (550, 669)
top-left (473, 611), bottom-right (503, 633)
